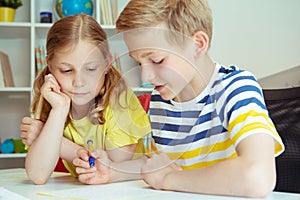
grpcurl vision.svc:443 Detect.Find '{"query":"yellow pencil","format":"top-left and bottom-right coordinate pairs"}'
top-left (35, 95), bottom-right (44, 120)
top-left (87, 139), bottom-right (95, 166)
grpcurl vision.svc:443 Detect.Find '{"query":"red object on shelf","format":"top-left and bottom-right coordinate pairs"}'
top-left (137, 94), bottom-right (151, 113)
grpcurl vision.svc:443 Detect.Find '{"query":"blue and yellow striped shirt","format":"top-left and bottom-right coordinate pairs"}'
top-left (148, 64), bottom-right (284, 170)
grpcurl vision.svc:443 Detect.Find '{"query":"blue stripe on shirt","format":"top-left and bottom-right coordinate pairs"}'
top-left (153, 125), bottom-right (226, 146)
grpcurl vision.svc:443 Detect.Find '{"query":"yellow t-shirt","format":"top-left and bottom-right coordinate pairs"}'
top-left (63, 91), bottom-right (151, 176)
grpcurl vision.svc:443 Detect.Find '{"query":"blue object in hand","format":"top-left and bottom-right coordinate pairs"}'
top-left (89, 156), bottom-right (95, 166)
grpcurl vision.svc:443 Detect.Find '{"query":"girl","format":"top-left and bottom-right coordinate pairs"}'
top-left (20, 14), bottom-right (151, 185)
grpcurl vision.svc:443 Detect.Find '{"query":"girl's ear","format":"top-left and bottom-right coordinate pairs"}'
top-left (105, 53), bottom-right (113, 71)
top-left (46, 56), bottom-right (52, 72)
top-left (192, 31), bottom-right (209, 58)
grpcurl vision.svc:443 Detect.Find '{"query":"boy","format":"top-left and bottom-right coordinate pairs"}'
top-left (116, 0), bottom-right (284, 197)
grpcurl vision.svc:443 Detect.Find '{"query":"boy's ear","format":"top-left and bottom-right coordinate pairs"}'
top-left (192, 31), bottom-right (209, 58)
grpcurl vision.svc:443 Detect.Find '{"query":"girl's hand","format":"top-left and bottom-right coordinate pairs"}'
top-left (141, 153), bottom-right (182, 190)
top-left (73, 148), bottom-right (111, 184)
top-left (20, 117), bottom-right (44, 146)
top-left (42, 74), bottom-right (70, 111)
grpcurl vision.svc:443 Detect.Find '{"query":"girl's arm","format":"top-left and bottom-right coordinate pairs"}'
top-left (141, 133), bottom-right (276, 198)
top-left (25, 107), bottom-right (69, 184)
top-left (25, 74), bottom-right (70, 185)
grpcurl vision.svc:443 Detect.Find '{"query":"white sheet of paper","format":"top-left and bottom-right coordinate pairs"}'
top-left (0, 187), bottom-right (30, 200)
top-left (37, 181), bottom-right (204, 200)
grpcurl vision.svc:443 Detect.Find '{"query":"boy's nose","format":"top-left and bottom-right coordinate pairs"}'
top-left (141, 64), bottom-right (155, 83)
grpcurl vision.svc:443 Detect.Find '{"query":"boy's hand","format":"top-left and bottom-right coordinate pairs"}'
top-left (73, 148), bottom-right (111, 184)
top-left (20, 117), bottom-right (44, 146)
top-left (141, 153), bottom-right (182, 190)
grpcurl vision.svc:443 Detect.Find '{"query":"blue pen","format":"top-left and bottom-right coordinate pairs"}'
top-left (87, 139), bottom-right (95, 166)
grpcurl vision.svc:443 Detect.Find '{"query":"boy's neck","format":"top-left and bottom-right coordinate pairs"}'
top-left (174, 56), bottom-right (215, 102)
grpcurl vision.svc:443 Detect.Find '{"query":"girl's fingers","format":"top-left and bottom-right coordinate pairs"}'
top-left (43, 74), bottom-right (61, 94)
top-left (76, 148), bottom-right (90, 161)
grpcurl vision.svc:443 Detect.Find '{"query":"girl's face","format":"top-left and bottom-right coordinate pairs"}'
top-left (48, 41), bottom-right (108, 107)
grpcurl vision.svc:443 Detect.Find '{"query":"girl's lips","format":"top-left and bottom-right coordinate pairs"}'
top-left (71, 92), bottom-right (89, 96)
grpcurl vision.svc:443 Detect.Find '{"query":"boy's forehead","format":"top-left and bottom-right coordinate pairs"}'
top-left (124, 28), bottom-right (168, 50)
top-left (123, 27), bottom-right (191, 54)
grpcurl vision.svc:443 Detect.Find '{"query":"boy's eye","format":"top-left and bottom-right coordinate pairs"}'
top-left (152, 59), bottom-right (163, 64)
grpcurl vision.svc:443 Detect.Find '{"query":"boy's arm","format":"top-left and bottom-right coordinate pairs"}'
top-left (142, 133), bottom-right (276, 198)
top-left (107, 144), bottom-right (146, 182)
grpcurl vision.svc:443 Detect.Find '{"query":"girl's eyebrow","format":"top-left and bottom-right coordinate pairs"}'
top-left (57, 62), bottom-right (73, 67)
top-left (83, 61), bottom-right (98, 65)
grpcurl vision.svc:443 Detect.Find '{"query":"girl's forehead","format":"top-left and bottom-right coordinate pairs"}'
top-left (53, 43), bottom-right (103, 61)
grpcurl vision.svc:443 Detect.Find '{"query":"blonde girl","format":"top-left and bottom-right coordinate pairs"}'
top-left (20, 14), bottom-right (151, 185)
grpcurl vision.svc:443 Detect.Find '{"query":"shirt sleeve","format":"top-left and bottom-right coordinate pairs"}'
top-left (223, 71), bottom-right (284, 156)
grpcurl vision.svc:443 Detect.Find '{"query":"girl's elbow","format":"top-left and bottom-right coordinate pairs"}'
top-left (26, 168), bottom-right (50, 185)
top-left (32, 177), bottom-right (48, 185)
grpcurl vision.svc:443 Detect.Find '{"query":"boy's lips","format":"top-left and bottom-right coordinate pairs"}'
top-left (155, 84), bottom-right (166, 92)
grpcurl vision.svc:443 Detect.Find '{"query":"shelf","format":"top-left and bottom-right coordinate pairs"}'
top-left (132, 87), bottom-right (154, 93)
top-left (0, 22), bottom-right (31, 27)
top-left (0, 87), bottom-right (31, 92)
top-left (0, 153), bottom-right (26, 158)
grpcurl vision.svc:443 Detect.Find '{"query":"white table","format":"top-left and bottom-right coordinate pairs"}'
top-left (0, 168), bottom-right (299, 200)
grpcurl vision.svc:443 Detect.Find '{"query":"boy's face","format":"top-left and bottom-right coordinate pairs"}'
top-left (124, 27), bottom-right (201, 102)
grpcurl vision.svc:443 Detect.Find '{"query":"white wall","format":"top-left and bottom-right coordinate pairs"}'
top-left (208, 0), bottom-right (300, 79)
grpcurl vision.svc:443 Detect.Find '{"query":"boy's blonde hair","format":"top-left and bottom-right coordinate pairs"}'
top-left (32, 14), bottom-right (127, 125)
top-left (116, 0), bottom-right (213, 47)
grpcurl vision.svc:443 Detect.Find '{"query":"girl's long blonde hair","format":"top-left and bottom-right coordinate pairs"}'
top-left (31, 14), bottom-right (127, 124)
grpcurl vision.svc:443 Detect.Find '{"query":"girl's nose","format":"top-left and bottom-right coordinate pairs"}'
top-left (141, 64), bottom-right (155, 83)
top-left (73, 73), bottom-right (84, 87)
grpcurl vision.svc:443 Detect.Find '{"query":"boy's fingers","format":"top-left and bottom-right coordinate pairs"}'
top-left (91, 149), bottom-right (107, 159)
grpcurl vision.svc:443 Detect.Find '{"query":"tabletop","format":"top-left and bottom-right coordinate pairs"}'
top-left (0, 168), bottom-right (299, 200)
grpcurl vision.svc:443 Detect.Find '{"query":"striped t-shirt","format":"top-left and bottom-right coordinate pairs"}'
top-left (149, 64), bottom-right (284, 170)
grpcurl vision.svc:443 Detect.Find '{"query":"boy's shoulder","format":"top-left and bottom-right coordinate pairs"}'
top-left (217, 65), bottom-right (258, 84)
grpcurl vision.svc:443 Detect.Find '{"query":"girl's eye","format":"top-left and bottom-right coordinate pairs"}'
top-left (61, 69), bottom-right (72, 73)
top-left (87, 68), bottom-right (96, 71)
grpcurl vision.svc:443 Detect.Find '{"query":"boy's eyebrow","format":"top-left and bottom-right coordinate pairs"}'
top-left (141, 51), bottom-right (153, 58)
top-left (129, 51), bottom-right (153, 60)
